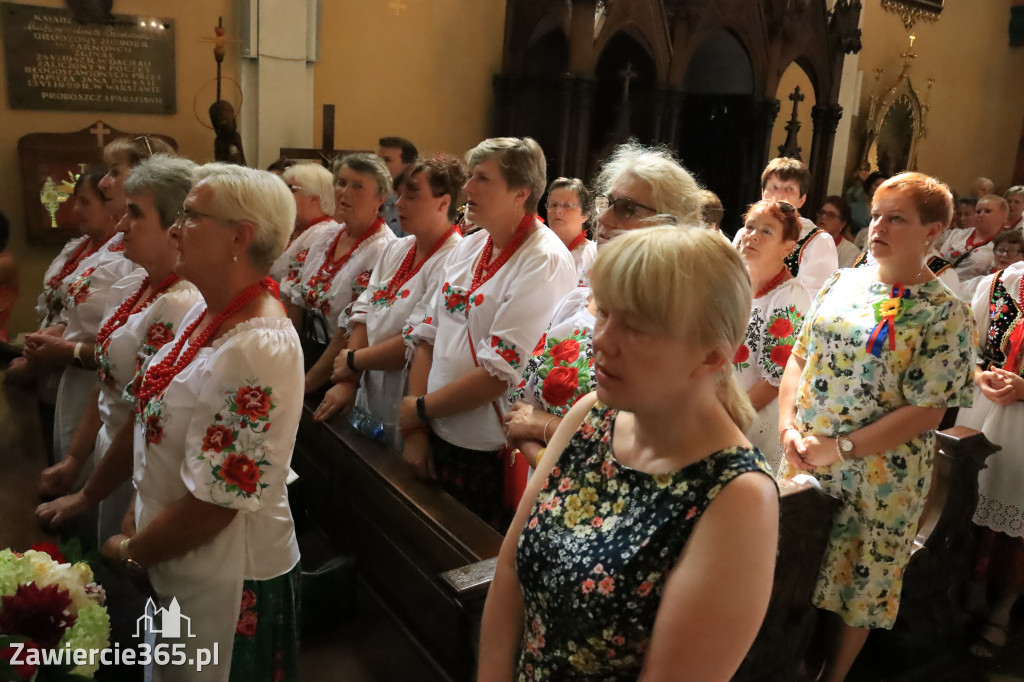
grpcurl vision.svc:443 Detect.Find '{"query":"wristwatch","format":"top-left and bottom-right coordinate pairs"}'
top-left (836, 436), bottom-right (855, 461)
top-left (72, 342), bottom-right (86, 368)
top-left (119, 537), bottom-right (144, 576)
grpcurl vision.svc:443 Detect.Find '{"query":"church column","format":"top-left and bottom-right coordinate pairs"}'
top-left (808, 104), bottom-right (844, 212)
top-left (556, 74), bottom-right (576, 178)
top-left (570, 77), bottom-right (596, 178)
top-left (492, 74), bottom-right (520, 136)
top-left (238, 0), bottom-right (317, 169)
top-left (664, 89), bottom-right (685, 152)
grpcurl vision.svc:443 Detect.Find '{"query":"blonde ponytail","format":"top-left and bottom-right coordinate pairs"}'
top-left (716, 366), bottom-right (756, 433)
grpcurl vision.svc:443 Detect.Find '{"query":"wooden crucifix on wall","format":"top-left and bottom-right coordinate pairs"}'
top-left (279, 105), bottom-right (368, 168)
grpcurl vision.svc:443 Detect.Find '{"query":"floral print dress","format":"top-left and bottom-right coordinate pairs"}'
top-left (133, 310), bottom-right (302, 681)
top-left (515, 401), bottom-right (773, 681)
top-left (734, 278), bottom-right (809, 472)
top-left (778, 266), bottom-right (974, 629)
top-left (509, 287), bottom-right (596, 417)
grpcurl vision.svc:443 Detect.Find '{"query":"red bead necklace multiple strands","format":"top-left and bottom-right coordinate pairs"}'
top-left (95, 273), bottom-right (181, 349)
top-left (382, 225), bottom-right (459, 302)
top-left (567, 232), bottom-right (588, 253)
top-left (308, 218), bottom-right (385, 290)
top-left (470, 213), bottom-right (535, 294)
top-left (135, 277), bottom-right (274, 414)
top-left (754, 267), bottom-right (790, 299)
top-left (55, 238), bottom-right (102, 282)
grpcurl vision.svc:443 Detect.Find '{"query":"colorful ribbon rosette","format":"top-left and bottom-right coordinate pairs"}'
top-left (866, 284), bottom-right (908, 357)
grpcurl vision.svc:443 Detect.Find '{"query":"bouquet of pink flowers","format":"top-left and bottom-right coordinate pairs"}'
top-left (0, 543), bottom-right (110, 681)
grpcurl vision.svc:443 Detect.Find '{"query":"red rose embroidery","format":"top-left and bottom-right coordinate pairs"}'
top-left (202, 425), bottom-right (234, 452)
top-left (73, 283), bottom-right (91, 305)
top-left (236, 610), bottom-right (258, 637)
top-left (770, 343), bottom-right (794, 367)
top-left (768, 318), bottom-right (794, 339)
top-left (733, 344), bottom-right (750, 364)
top-left (490, 335), bottom-right (501, 348)
top-left (532, 334), bottom-right (547, 356)
top-left (235, 386), bottom-right (271, 420)
top-left (239, 589), bottom-right (257, 612)
top-left (542, 366), bottom-right (579, 407)
top-left (549, 339), bottom-right (580, 365)
top-left (473, 294), bottom-right (484, 307)
top-left (295, 249), bottom-right (308, 264)
top-left (219, 453), bottom-right (262, 494)
top-left (356, 271), bottom-right (371, 287)
top-left (498, 348), bottom-right (519, 365)
top-left (146, 323), bottom-right (174, 349)
top-left (144, 415), bottom-right (164, 445)
top-left (372, 289), bottom-right (389, 303)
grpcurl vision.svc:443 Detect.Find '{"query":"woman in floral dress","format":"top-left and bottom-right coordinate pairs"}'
top-left (479, 226), bottom-right (778, 681)
top-left (734, 199), bottom-right (809, 472)
top-left (313, 155), bottom-right (466, 449)
top-left (100, 164), bottom-right (303, 682)
top-left (778, 172), bottom-right (975, 682)
top-left (400, 137), bottom-right (577, 528)
top-left (503, 142), bottom-right (703, 472)
top-left (283, 153), bottom-right (395, 391)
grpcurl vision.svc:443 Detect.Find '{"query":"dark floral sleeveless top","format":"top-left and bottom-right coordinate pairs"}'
top-left (784, 227), bottom-right (824, 276)
top-left (851, 251), bottom-right (953, 276)
top-left (982, 270), bottom-right (1023, 373)
top-left (514, 402), bottom-right (774, 681)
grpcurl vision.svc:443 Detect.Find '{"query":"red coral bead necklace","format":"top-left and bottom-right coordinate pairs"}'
top-left (135, 277), bottom-right (274, 413)
top-left (470, 213), bottom-right (534, 294)
top-left (382, 225), bottom-right (458, 302)
top-left (754, 267), bottom-right (790, 299)
top-left (95, 273), bottom-right (181, 350)
top-left (307, 218), bottom-right (384, 292)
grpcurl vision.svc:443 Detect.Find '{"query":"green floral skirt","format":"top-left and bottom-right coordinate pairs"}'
top-left (230, 564), bottom-right (300, 682)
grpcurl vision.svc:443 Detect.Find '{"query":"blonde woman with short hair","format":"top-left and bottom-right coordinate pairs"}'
top-left (479, 226), bottom-right (779, 681)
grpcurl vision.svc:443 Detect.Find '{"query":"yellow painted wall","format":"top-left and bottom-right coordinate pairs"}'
top-left (313, 0), bottom-right (507, 161)
top-left (849, 1), bottom-right (1024, 195)
top-left (770, 63), bottom-right (816, 167)
top-left (0, 0), bottom-right (238, 336)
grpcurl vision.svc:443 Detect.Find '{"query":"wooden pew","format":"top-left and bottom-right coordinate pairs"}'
top-left (293, 409), bottom-right (996, 681)
top-left (291, 403), bottom-right (502, 681)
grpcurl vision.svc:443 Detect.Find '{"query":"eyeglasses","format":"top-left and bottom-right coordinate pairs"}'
top-left (546, 201), bottom-right (580, 212)
top-left (994, 247), bottom-right (1024, 257)
top-left (288, 185), bottom-right (308, 194)
top-left (599, 195), bottom-right (658, 221)
top-left (176, 206), bottom-right (238, 226)
top-left (817, 209), bottom-right (840, 220)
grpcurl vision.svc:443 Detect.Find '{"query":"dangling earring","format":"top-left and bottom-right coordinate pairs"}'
top-left (233, 254), bottom-right (238, 263)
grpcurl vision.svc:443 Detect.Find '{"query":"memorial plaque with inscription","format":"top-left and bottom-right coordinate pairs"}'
top-left (2, 3), bottom-right (175, 114)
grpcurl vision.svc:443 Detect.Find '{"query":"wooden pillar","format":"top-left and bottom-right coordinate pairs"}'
top-left (808, 103), bottom-right (844, 212)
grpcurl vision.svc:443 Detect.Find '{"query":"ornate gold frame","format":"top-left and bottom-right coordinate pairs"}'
top-left (880, 0), bottom-right (943, 31)
top-left (860, 52), bottom-right (933, 174)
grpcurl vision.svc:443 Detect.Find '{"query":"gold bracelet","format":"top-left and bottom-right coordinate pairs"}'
top-left (542, 416), bottom-right (558, 444)
top-left (536, 447), bottom-right (546, 465)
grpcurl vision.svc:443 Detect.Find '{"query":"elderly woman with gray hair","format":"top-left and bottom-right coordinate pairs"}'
top-left (503, 142), bottom-right (703, 502)
top-left (99, 164), bottom-right (304, 682)
top-left (283, 152), bottom-right (395, 394)
top-left (400, 137), bottom-right (577, 528)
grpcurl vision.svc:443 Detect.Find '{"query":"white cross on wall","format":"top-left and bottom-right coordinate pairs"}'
top-left (90, 122), bottom-right (111, 147)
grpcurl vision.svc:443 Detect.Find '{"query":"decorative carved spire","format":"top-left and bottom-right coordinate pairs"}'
top-left (778, 86), bottom-right (806, 160)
